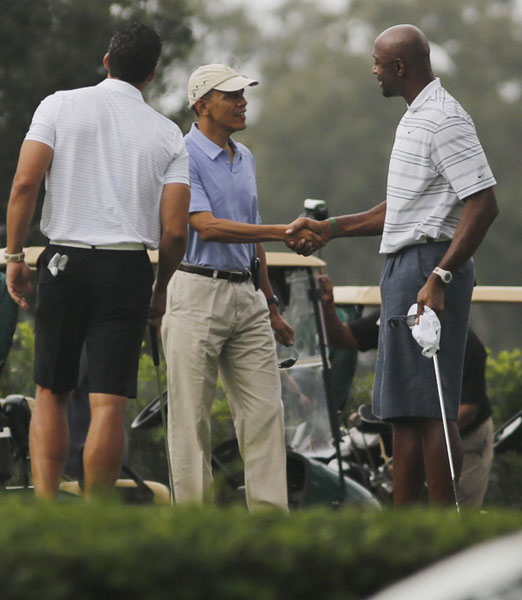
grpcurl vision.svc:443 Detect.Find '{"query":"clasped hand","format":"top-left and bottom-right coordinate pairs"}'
top-left (283, 217), bottom-right (332, 256)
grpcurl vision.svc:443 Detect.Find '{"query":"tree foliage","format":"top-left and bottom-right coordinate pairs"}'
top-left (0, 0), bottom-right (194, 244)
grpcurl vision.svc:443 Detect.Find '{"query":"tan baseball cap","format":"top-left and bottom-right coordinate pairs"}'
top-left (187, 63), bottom-right (259, 108)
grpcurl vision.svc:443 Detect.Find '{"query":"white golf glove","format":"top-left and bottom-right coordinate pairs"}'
top-left (407, 303), bottom-right (440, 358)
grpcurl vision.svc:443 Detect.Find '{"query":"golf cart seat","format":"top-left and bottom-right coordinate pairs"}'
top-left (493, 409), bottom-right (522, 454)
top-left (0, 395), bottom-right (33, 446)
top-left (59, 479), bottom-right (171, 504)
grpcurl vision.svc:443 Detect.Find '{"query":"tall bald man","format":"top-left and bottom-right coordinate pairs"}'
top-left (287, 25), bottom-right (498, 507)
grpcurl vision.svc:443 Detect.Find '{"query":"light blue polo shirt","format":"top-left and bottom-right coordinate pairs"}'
top-left (184, 123), bottom-right (261, 271)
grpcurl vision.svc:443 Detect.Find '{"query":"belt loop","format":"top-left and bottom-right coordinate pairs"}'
top-left (212, 270), bottom-right (218, 280)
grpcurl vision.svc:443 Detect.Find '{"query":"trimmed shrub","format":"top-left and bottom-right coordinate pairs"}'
top-left (0, 497), bottom-right (521, 600)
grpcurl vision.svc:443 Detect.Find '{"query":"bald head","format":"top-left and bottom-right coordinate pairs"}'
top-left (372, 24), bottom-right (435, 102)
top-left (375, 24), bottom-right (432, 75)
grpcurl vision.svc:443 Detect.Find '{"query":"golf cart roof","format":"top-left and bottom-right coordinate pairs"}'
top-left (265, 252), bottom-right (326, 268)
top-left (3, 249), bottom-right (519, 303)
top-left (148, 251), bottom-right (325, 268)
top-left (1, 248), bottom-right (326, 269)
top-left (333, 285), bottom-right (522, 305)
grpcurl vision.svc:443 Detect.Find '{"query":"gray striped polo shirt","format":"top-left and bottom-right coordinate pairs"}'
top-left (380, 78), bottom-right (495, 254)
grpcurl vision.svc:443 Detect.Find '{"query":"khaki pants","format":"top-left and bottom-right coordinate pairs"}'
top-left (161, 270), bottom-right (288, 511)
top-left (458, 416), bottom-right (494, 507)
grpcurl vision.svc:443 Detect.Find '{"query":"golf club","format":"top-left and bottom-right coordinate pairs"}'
top-left (148, 325), bottom-right (174, 504)
top-left (432, 352), bottom-right (461, 515)
top-left (408, 305), bottom-right (460, 515)
top-left (278, 345), bottom-right (299, 369)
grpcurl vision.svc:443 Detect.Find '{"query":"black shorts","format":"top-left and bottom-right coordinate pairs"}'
top-left (34, 245), bottom-right (154, 397)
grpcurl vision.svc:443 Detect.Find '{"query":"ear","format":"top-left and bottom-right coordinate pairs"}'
top-left (395, 57), bottom-right (406, 77)
top-left (103, 53), bottom-right (110, 73)
top-left (194, 98), bottom-right (208, 117)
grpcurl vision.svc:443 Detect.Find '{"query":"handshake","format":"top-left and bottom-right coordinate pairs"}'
top-left (282, 217), bottom-right (334, 256)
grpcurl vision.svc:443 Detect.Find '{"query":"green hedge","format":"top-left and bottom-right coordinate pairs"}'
top-left (0, 497), bottom-right (521, 600)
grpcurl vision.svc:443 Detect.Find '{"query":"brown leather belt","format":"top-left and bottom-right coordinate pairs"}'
top-left (178, 263), bottom-right (251, 283)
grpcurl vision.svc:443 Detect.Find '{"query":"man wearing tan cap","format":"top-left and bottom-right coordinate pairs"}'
top-left (161, 64), bottom-right (312, 511)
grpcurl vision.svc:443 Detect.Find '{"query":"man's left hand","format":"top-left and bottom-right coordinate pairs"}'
top-left (270, 313), bottom-right (294, 346)
top-left (6, 261), bottom-right (33, 310)
top-left (416, 273), bottom-right (445, 320)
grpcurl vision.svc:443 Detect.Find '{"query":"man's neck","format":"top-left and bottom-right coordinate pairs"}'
top-left (197, 121), bottom-right (236, 160)
top-left (107, 74), bottom-right (147, 92)
top-left (403, 75), bottom-right (436, 105)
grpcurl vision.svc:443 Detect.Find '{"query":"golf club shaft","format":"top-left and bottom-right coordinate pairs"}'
top-left (149, 325), bottom-right (174, 504)
top-left (308, 271), bottom-right (346, 502)
top-left (433, 354), bottom-right (461, 515)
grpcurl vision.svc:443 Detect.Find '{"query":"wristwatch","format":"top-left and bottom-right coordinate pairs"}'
top-left (267, 295), bottom-right (279, 307)
top-left (3, 250), bottom-right (25, 263)
top-left (432, 266), bottom-right (453, 284)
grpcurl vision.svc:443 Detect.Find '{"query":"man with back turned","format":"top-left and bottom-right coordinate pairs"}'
top-left (4, 23), bottom-right (190, 498)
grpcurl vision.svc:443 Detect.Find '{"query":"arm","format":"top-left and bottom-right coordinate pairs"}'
top-left (189, 211), bottom-right (322, 254)
top-left (190, 211), bottom-right (286, 243)
top-left (457, 404), bottom-right (479, 433)
top-left (285, 202), bottom-right (387, 254)
top-left (317, 275), bottom-right (360, 349)
top-left (149, 182), bottom-right (191, 330)
top-left (257, 242), bottom-right (294, 346)
top-left (5, 140), bottom-right (53, 309)
top-left (416, 187), bottom-right (498, 317)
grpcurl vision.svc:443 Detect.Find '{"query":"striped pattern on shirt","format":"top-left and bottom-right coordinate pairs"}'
top-left (380, 78), bottom-right (496, 254)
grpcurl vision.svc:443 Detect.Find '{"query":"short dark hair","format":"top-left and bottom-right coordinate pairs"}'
top-left (107, 23), bottom-right (162, 84)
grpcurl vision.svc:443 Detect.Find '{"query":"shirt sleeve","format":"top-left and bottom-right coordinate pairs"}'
top-left (24, 93), bottom-right (62, 149)
top-left (431, 115), bottom-right (496, 200)
top-left (186, 154), bottom-right (212, 213)
top-left (163, 129), bottom-right (190, 186)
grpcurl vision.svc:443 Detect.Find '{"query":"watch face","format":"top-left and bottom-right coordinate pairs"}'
top-left (434, 267), bottom-right (452, 283)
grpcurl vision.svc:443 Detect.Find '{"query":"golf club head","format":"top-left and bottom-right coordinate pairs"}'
top-left (302, 198), bottom-right (328, 221)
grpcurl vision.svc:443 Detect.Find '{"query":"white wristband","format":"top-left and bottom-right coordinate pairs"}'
top-left (3, 250), bottom-right (26, 263)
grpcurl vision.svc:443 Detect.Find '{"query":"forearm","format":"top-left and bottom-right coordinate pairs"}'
top-left (457, 403), bottom-right (479, 433)
top-left (154, 183), bottom-right (190, 293)
top-left (257, 243), bottom-right (279, 318)
top-left (154, 232), bottom-right (187, 293)
top-left (6, 141), bottom-right (54, 252)
top-left (322, 303), bottom-right (359, 349)
top-left (192, 214), bottom-right (287, 243)
top-left (256, 243), bottom-right (273, 298)
top-left (436, 188), bottom-right (498, 273)
top-left (6, 188), bottom-right (39, 252)
top-left (416, 187), bottom-right (498, 315)
top-left (333, 202), bottom-right (387, 238)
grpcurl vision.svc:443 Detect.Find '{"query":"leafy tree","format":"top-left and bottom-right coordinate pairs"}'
top-left (0, 0), bottom-right (194, 245)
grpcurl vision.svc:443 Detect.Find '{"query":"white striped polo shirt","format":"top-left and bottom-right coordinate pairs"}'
top-left (380, 78), bottom-right (496, 254)
top-left (25, 78), bottom-right (189, 249)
